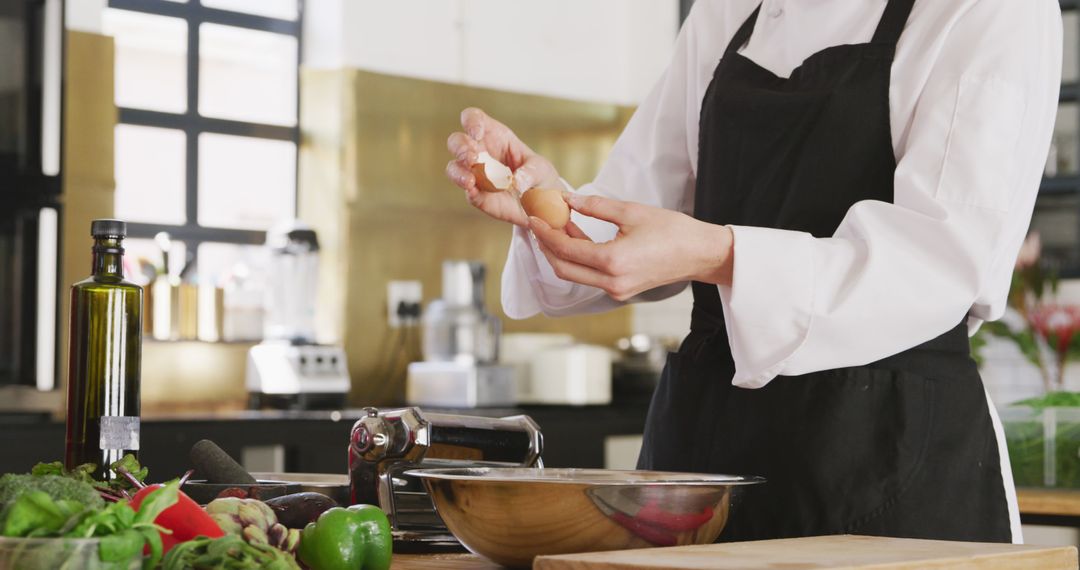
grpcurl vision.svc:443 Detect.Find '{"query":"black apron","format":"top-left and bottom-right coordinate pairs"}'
top-left (637, 0), bottom-right (1013, 543)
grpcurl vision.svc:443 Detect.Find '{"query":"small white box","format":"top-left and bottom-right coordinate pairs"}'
top-left (526, 344), bottom-right (613, 406)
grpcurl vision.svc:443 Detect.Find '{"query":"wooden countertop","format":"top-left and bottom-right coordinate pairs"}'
top-left (1018, 488), bottom-right (1080, 517)
top-left (390, 536), bottom-right (1077, 570)
top-left (391, 553), bottom-right (497, 569)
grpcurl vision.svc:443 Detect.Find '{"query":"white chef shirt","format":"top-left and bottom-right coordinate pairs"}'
top-left (502, 0), bottom-right (1062, 389)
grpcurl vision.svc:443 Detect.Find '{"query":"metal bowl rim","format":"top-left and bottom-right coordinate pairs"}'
top-left (403, 467), bottom-right (766, 486)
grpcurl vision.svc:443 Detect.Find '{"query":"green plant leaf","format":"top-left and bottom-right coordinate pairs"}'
top-left (99, 528), bottom-right (143, 562)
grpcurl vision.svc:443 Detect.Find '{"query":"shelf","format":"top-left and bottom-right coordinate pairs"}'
top-left (1040, 176), bottom-right (1080, 195)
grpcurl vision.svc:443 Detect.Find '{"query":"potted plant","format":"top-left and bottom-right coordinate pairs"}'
top-left (978, 233), bottom-right (1080, 488)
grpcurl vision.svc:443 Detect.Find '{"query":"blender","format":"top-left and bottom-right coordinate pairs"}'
top-left (246, 220), bottom-right (350, 410)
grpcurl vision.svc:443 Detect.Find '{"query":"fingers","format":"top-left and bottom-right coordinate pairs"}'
top-left (461, 107), bottom-right (490, 140)
top-left (447, 132), bottom-right (480, 164)
top-left (513, 158), bottom-right (558, 192)
top-left (446, 160), bottom-right (476, 191)
top-left (564, 220), bottom-right (591, 241)
top-left (536, 241), bottom-right (612, 291)
top-left (564, 193), bottom-right (636, 226)
top-left (530, 216), bottom-right (611, 271)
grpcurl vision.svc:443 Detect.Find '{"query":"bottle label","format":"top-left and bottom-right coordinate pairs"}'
top-left (99, 416), bottom-right (140, 451)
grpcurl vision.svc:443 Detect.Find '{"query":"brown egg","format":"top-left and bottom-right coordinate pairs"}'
top-left (522, 187), bottom-right (571, 229)
top-left (471, 151), bottom-right (513, 193)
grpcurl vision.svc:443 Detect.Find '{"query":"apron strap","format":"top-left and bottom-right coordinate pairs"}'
top-left (724, 4), bottom-right (762, 57)
top-left (871, 0), bottom-right (917, 45)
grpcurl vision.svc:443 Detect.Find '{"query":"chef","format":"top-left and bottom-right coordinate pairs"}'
top-left (445, 0), bottom-right (1060, 543)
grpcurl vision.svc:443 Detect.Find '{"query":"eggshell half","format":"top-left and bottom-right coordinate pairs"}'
top-left (472, 151), bottom-right (514, 193)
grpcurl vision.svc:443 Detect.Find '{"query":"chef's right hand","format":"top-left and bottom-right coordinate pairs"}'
top-left (446, 107), bottom-right (562, 227)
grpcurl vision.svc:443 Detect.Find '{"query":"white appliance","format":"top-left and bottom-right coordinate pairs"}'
top-left (526, 344), bottom-right (613, 406)
top-left (246, 221), bottom-right (350, 409)
top-left (406, 261), bottom-right (515, 408)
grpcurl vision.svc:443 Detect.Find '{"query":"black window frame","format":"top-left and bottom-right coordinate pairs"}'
top-left (1034, 1), bottom-right (1080, 275)
top-left (106, 0), bottom-right (303, 260)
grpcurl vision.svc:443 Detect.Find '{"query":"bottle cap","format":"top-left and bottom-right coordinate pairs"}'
top-left (91, 219), bottom-right (127, 238)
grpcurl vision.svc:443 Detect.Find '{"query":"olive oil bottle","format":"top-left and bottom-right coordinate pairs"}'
top-left (64, 219), bottom-right (143, 479)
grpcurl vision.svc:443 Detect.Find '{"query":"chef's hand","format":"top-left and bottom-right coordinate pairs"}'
top-left (446, 107), bottom-right (563, 227)
top-left (530, 194), bottom-right (735, 301)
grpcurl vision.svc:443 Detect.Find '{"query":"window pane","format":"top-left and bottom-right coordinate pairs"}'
top-left (1050, 103), bottom-right (1079, 178)
top-left (198, 133), bottom-right (296, 230)
top-left (122, 238), bottom-right (187, 283)
top-left (1065, 12), bottom-right (1078, 84)
top-left (103, 9), bottom-right (187, 113)
top-left (199, 24), bottom-right (297, 126)
top-left (115, 125), bottom-right (186, 225)
top-left (198, 242), bottom-right (267, 286)
top-left (202, 0), bottom-right (298, 21)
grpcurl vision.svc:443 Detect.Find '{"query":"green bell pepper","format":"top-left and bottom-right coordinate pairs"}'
top-left (297, 504), bottom-right (392, 570)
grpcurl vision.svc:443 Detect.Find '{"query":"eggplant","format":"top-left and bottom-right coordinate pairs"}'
top-left (263, 492), bottom-right (339, 528)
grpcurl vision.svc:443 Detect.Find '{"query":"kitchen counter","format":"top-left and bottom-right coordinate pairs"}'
top-left (392, 554), bottom-right (498, 569)
top-left (390, 536), bottom-right (1078, 569)
top-left (0, 403), bottom-right (650, 476)
top-left (1018, 488), bottom-right (1080, 528)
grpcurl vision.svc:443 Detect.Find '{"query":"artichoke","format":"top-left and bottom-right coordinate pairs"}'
top-left (206, 497), bottom-right (300, 555)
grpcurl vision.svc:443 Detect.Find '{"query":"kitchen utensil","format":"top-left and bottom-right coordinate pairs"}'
top-left (249, 472), bottom-right (350, 506)
top-left (181, 479), bottom-right (299, 505)
top-left (349, 407), bottom-right (542, 550)
top-left (532, 535), bottom-right (1077, 570)
top-left (407, 467), bottom-right (763, 568)
top-left (190, 439), bottom-right (256, 484)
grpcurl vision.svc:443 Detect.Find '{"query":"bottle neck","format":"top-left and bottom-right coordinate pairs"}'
top-left (92, 237), bottom-right (124, 279)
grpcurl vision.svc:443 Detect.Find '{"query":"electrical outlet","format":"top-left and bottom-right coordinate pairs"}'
top-left (387, 280), bottom-right (423, 328)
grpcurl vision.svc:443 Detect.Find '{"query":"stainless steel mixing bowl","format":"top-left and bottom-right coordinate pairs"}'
top-left (406, 467), bottom-right (764, 568)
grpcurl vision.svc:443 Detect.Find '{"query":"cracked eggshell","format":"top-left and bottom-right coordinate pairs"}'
top-left (471, 151), bottom-right (514, 193)
top-left (522, 187), bottom-right (571, 230)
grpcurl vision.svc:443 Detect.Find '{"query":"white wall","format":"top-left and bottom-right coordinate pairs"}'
top-left (66, 0), bottom-right (107, 33)
top-left (305, 0), bottom-right (680, 106)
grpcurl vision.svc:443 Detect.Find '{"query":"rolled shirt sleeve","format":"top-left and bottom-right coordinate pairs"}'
top-left (718, 0), bottom-right (1062, 388)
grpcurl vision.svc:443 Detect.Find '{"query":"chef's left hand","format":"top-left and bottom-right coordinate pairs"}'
top-left (530, 194), bottom-right (734, 301)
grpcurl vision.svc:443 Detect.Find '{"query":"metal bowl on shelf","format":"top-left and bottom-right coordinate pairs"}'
top-left (406, 467), bottom-right (764, 568)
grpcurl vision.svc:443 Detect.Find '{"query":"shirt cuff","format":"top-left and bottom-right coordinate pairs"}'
top-left (717, 225), bottom-right (816, 388)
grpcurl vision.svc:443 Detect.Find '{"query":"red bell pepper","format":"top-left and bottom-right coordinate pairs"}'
top-left (131, 484), bottom-right (225, 552)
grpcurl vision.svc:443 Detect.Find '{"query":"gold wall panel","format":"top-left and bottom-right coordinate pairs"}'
top-left (301, 70), bottom-right (635, 406)
top-left (58, 31), bottom-right (117, 406)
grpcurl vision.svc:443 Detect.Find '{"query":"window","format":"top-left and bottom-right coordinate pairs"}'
top-left (104, 0), bottom-right (301, 285)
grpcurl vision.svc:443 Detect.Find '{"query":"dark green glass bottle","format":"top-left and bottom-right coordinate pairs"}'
top-left (64, 219), bottom-right (143, 479)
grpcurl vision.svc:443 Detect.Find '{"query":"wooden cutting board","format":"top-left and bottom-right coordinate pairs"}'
top-left (533, 535), bottom-right (1078, 570)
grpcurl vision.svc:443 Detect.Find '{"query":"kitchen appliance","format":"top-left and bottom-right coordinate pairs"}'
top-left (406, 261), bottom-right (515, 407)
top-left (348, 407), bottom-right (543, 549)
top-left (246, 221), bottom-right (349, 410)
top-left (408, 467), bottom-right (764, 567)
top-left (525, 344), bottom-right (613, 406)
top-left (0, 0), bottom-right (64, 394)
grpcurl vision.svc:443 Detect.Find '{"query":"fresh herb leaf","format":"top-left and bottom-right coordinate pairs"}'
top-left (109, 455), bottom-right (148, 492)
top-left (99, 528), bottom-right (143, 562)
top-left (2, 491), bottom-right (86, 538)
